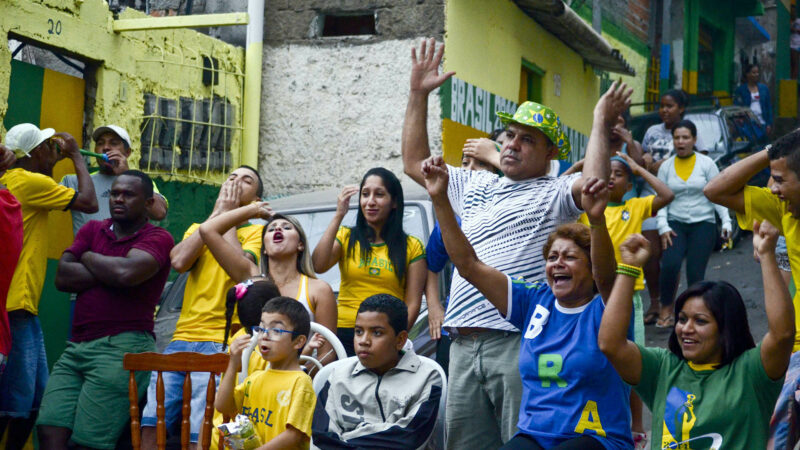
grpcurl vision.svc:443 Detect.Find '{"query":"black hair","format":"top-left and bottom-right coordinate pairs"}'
top-left (262, 296), bottom-right (311, 356)
top-left (118, 169), bottom-right (154, 199)
top-left (357, 294), bottom-right (408, 335)
top-left (662, 89), bottom-right (689, 111)
top-left (489, 128), bottom-right (507, 141)
top-left (667, 281), bottom-right (755, 367)
top-left (222, 279), bottom-right (280, 351)
top-left (347, 168), bottom-right (408, 282)
top-left (768, 128), bottom-right (800, 175)
top-left (672, 119), bottom-right (697, 138)
top-left (238, 165), bottom-right (263, 198)
top-left (743, 63), bottom-right (760, 82)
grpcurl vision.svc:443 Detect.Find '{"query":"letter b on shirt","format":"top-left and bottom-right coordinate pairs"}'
top-left (524, 305), bottom-right (550, 340)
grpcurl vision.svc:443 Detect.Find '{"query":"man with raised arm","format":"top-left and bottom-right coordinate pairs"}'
top-left (400, 38), bottom-right (631, 448)
top-left (36, 170), bottom-right (174, 450)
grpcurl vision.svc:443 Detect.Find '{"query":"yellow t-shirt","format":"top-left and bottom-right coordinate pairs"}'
top-left (1, 168), bottom-right (76, 314)
top-left (172, 222), bottom-right (264, 343)
top-left (736, 186), bottom-right (800, 351)
top-left (233, 368), bottom-right (316, 447)
top-left (579, 196), bottom-right (654, 291)
top-left (674, 153), bottom-right (697, 181)
top-left (335, 226), bottom-right (426, 328)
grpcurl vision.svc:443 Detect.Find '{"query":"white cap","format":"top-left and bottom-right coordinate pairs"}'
top-left (92, 125), bottom-right (131, 149)
top-left (4, 123), bottom-right (55, 158)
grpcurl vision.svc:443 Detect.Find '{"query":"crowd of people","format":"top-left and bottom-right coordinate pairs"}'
top-left (0, 37), bottom-right (798, 450)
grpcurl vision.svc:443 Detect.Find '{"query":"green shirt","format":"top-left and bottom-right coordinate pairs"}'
top-left (635, 344), bottom-right (782, 450)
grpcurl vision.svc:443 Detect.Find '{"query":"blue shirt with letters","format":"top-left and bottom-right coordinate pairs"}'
top-left (506, 276), bottom-right (633, 449)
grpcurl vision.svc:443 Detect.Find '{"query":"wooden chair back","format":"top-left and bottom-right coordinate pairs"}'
top-left (123, 352), bottom-right (230, 450)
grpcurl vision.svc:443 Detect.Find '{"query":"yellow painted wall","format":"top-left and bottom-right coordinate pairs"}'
top-left (0, 0), bottom-right (246, 184)
top-left (602, 33), bottom-right (649, 114)
top-left (443, 0), bottom-right (600, 138)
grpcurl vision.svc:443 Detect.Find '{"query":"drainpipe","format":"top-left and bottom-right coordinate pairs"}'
top-left (242, 0), bottom-right (264, 168)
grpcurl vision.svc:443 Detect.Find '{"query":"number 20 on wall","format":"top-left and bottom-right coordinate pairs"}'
top-left (47, 19), bottom-right (62, 35)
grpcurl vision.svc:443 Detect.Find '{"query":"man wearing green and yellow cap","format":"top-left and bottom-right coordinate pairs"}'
top-left (401, 38), bottom-right (632, 449)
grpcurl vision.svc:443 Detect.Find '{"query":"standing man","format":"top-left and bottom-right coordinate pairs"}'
top-left (61, 124), bottom-right (168, 234)
top-left (141, 165), bottom-right (264, 448)
top-left (401, 39), bottom-right (631, 448)
top-left (0, 124), bottom-right (97, 448)
top-left (36, 170), bottom-right (174, 450)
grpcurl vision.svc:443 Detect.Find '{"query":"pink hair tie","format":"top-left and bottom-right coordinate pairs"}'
top-left (234, 279), bottom-right (254, 300)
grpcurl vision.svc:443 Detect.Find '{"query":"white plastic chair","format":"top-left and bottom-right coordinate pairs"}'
top-left (311, 353), bottom-right (447, 450)
top-left (240, 322), bottom-right (346, 383)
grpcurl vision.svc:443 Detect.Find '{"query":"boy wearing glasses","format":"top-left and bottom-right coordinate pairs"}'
top-left (216, 296), bottom-right (316, 449)
top-left (311, 294), bottom-right (442, 449)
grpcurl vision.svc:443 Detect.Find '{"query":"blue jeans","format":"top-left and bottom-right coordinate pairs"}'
top-left (659, 220), bottom-right (717, 306)
top-left (0, 311), bottom-right (49, 417)
top-left (141, 340), bottom-right (223, 442)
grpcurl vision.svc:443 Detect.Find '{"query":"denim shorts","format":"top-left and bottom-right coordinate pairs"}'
top-left (141, 340), bottom-right (224, 442)
top-left (0, 312), bottom-right (49, 417)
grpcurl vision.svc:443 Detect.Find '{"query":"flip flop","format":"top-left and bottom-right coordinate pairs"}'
top-left (656, 315), bottom-right (675, 328)
top-left (644, 311), bottom-right (659, 325)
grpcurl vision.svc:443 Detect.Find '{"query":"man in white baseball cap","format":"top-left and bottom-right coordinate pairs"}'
top-left (0, 124), bottom-right (97, 446)
top-left (61, 124), bottom-right (167, 236)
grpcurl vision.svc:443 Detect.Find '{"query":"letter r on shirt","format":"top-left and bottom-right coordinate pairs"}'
top-left (525, 305), bottom-right (550, 340)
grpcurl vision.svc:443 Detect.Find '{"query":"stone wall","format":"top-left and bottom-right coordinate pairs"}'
top-left (259, 38), bottom-right (443, 196)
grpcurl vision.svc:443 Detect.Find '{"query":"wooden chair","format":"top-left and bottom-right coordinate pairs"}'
top-left (123, 352), bottom-right (230, 450)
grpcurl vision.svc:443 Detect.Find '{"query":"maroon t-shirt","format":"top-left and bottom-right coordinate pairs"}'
top-left (66, 219), bottom-right (174, 342)
top-left (0, 189), bottom-right (23, 356)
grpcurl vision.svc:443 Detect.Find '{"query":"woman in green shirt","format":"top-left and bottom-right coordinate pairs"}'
top-left (598, 220), bottom-right (794, 449)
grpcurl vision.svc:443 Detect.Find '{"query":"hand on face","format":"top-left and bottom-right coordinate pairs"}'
top-left (581, 176), bottom-right (609, 224)
top-left (0, 144), bottom-right (16, 173)
top-left (619, 233), bottom-right (651, 267)
top-left (51, 132), bottom-right (79, 160)
top-left (252, 201), bottom-right (273, 220)
top-left (103, 148), bottom-right (130, 175)
top-left (409, 38), bottom-right (455, 94)
top-left (421, 155), bottom-right (449, 199)
top-left (214, 178), bottom-right (242, 214)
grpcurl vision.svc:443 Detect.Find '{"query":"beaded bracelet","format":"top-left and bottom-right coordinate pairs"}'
top-left (616, 263), bottom-right (642, 278)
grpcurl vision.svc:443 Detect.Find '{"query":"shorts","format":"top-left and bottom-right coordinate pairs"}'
top-left (141, 340), bottom-right (224, 443)
top-left (0, 311), bottom-right (48, 417)
top-left (36, 332), bottom-right (155, 449)
top-left (632, 291), bottom-right (645, 345)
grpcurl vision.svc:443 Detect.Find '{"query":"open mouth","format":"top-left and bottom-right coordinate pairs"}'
top-left (552, 274), bottom-right (572, 287)
top-left (273, 230), bottom-right (284, 243)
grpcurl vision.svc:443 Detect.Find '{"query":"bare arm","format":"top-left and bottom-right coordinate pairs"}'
top-left (198, 202), bottom-right (272, 282)
top-left (753, 220), bottom-right (795, 380)
top-left (55, 251), bottom-right (98, 293)
top-left (171, 180), bottom-right (243, 272)
top-left (425, 273), bottom-right (444, 340)
top-left (581, 177), bottom-right (616, 301)
top-left (462, 138), bottom-right (502, 170)
top-left (422, 157), bottom-right (509, 313)
top-left (573, 82), bottom-right (634, 206)
top-left (257, 425), bottom-right (307, 449)
top-left (598, 234), bottom-right (650, 385)
top-left (617, 152), bottom-right (674, 214)
top-left (401, 38), bottom-right (455, 187)
top-left (703, 149), bottom-right (769, 214)
top-left (147, 194), bottom-right (168, 221)
top-left (561, 158), bottom-right (584, 176)
top-left (80, 248), bottom-right (161, 288)
top-left (311, 186), bottom-right (356, 273)
top-left (307, 280), bottom-right (338, 367)
top-left (55, 133), bottom-right (98, 213)
top-left (215, 335), bottom-right (248, 417)
top-left (404, 259), bottom-right (427, 330)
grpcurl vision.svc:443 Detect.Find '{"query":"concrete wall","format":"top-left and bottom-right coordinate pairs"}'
top-left (259, 38), bottom-right (443, 196)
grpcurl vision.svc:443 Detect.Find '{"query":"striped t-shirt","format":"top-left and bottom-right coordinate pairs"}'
top-left (443, 165), bottom-right (582, 331)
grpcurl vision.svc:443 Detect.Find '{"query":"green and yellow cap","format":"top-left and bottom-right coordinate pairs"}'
top-left (496, 101), bottom-right (571, 160)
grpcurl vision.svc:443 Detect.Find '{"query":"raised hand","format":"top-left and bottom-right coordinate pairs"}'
top-left (753, 219), bottom-right (780, 261)
top-left (615, 151), bottom-right (644, 176)
top-left (251, 201), bottom-right (273, 220)
top-left (410, 38), bottom-right (455, 94)
top-left (462, 138), bottom-right (499, 163)
top-left (213, 179), bottom-right (242, 214)
top-left (336, 185), bottom-right (359, 217)
top-left (619, 234), bottom-right (651, 267)
top-left (594, 81), bottom-right (633, 128)
top-left (0, 144), bottom-right (16, 173)
top-left (228, 334), bottom-right (252, 371)
top-left (421, 156), bottom-right (449, 198)
top-left (51, 132), bottom-right (79, 160)
top-left (581, 176), bottom-right (609, 224)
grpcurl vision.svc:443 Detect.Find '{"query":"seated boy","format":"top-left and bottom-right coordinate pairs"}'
top-left (312, 294), bottom-right (442, 449)
top-left (216, 297), bottom-right (316, 449)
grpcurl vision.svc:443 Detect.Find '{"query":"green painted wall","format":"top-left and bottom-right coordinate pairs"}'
top-left (154, 179), bottom-right (219, 244)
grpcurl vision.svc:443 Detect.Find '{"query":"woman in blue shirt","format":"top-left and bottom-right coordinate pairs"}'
top-left (734, 63), bottom-right (773, 136)
top-left (422, 155), bottom-right (632, 450)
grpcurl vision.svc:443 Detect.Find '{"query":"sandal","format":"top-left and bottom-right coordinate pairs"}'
top-left (643, 311), bottom-right (659, 325)
top-left (656, 315), bottom-right (675, 328)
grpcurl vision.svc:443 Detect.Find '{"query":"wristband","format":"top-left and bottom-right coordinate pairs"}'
top-left (616, 263), bottom-right (642, 278)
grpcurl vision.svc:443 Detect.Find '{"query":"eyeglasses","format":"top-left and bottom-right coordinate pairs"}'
top-left (251, 326), bottom-right (299, 341)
